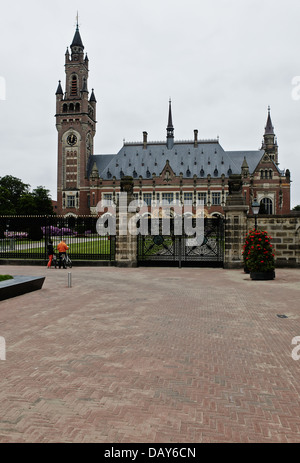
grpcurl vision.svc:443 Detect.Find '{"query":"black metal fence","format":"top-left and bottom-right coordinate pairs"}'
top-left (0, 216), bottom-right (115, 261)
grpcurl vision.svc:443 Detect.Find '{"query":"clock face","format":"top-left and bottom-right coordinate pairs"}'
top-left (67, 134), bottom-right (77, 146)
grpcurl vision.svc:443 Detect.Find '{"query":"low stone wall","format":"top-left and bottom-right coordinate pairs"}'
top-left (246, 213), bottom-right (300, 268)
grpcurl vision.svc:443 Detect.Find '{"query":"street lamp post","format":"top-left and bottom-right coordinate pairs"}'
top-left (252, 198), bottom-right (260, 230)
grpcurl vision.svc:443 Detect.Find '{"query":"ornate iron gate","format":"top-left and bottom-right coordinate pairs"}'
top-left (137, 217), bottom-right (224, 267)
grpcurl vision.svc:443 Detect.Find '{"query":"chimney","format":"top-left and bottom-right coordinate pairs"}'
top-left (194, 129), bottom-right (198, 148)
top-left (143, 131), bottom-right (148, 149)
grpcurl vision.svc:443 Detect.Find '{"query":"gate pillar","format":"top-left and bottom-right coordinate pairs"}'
top-left (115, 177), bottom-right (138, 267)
top-left (223, 175), bottom-right (249, 269)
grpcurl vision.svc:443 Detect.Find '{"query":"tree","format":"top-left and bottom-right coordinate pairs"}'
top-left (0, 176), bottom-right (30, 214)
top-left (292, 205), bottom-right (300, 211)
top-left (30, 186), bottom-right (54, 215)
top-left (17, 193), bottom-right (37, 215)
top-left (0, 176), bottom-right (54, 215)
top-left (0, 187), bottom-right (14, 214)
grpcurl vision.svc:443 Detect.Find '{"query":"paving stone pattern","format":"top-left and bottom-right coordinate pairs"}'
top-left (0, 265), bottom-right (300, 443)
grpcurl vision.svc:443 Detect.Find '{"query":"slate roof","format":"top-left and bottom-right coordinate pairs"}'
top-left (71, 26), bottom-right (84, 50)
top-left (87, 140), bottom-right (266, 180)
top-left (55, 80), bottom-right (63, 95)
top-left (87, 154), bottom-right (114, 177)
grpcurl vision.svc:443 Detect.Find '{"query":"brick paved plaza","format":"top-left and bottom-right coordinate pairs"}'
top-left (0, 265), bottom-right (299, 443)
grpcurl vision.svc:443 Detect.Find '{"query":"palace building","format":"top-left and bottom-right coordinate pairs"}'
top-left (55, 24), bottom-right (291, 217)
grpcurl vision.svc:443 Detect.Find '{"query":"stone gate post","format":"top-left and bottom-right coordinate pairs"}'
top-left (223, 175), bottom-right (249, 269)
top-left (115, 176), bottom-right (138, 267)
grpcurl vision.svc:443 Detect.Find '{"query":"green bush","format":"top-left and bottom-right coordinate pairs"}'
top-left (0, 275), bottom-right (13, 282)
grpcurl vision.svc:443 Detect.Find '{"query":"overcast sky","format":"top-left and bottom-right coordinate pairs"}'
top-left (1, 0), bottom-right (300, 207)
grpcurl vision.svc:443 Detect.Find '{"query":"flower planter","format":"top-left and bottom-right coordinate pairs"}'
top-left (250, 270), bottom-right (275, 280)
top-left (243, 229), bottom-right (275, 280)
top-left (0, 276), bottom-right (45, 301)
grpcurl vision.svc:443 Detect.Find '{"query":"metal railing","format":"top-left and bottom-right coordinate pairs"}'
top-left (0, 216), bottom-right (115, 261)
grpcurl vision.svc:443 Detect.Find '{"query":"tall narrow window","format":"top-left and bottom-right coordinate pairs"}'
top-left (212, 192), bottom-right (221, 205)
top-left (103, 194), bottom-right (113, 206)
top-left (143, 193), bottom-right (152, 206)
top-left (162, 193), bottom-right (174, 204)
top-left (183, 192), bottom-right (193, 205)
top-left (71, 75), bottom-right (78, 96)
top-left (260, 198), bottom-right (273, 214)
top-left (198, 192), bottom-right (207, 205)
top-left (67, 195), bottom-right (75, 208)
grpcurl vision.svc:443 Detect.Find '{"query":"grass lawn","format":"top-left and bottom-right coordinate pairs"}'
top-left (1, 237), bottom-right (114, 256)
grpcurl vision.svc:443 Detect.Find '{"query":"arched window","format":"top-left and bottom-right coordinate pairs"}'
top-left (69, 103), bottom-right (74, 112)
top-left (71, 75), bottom-right (78, 96)
top-left (62, 103), bottom-right (68, 113)
top-left (75, 103), bottom-right (80, 112)
top-left (269, 170), bottom-right (273, 179)
top-left (260, 197), bottom-right (273, 214)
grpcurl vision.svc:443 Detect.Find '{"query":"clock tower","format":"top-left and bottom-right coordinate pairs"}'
top-left (55, 23), bottom-right (97, 215)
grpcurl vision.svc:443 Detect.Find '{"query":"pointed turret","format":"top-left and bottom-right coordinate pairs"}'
top-left (241, 156), bottom-right (248, 169)
top-left (71, 25), bottom-right (84, 51)
top-left (264, 106), bottom-right (274, 135)
top-left (261, 106), bottom-right (278, 164)
top-left (70, 20), bottom-right (84, 63)
top-left (89, 88), bottom-right (97, 103)
top-left (166, 99), bottom-right (174, 149)
top-left (241, 156), bottom-right (249, 177)
top-left (65, 47), bottom-right (70, 64)
top-left (90, 161), bottom-right (99, 180)
top-left (55, 80), bottom-right (63, 96)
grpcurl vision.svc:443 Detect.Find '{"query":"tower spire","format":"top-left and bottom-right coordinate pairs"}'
top-left (261, 106), bottom-right (278, 164)
top-left (264, 105), bottom-right (274, 135)
top-left (71, 18), bottom-right (84, 52)
top-left (166, 98), bottom-right (174, 149)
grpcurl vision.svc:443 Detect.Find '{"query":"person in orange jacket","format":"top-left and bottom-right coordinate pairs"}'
top-left (57, 239), bottom-right (69, 269)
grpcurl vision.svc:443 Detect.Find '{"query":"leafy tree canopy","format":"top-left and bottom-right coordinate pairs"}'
top-left (0, 176), bottom-right (54, 215)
